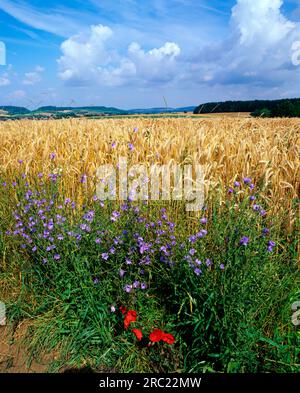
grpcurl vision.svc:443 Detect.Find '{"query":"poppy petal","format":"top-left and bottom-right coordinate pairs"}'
top-left (132, 328), bottom-right (143, 341)
top-left (162, 332), bottom-right (175, 345)
top-left (149, 329), bottom-right (164, 342)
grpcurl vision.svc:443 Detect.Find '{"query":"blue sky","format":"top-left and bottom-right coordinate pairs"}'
top-left (0, 0), bottom-right (300, 109)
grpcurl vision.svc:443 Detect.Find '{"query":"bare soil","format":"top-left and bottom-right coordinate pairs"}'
top-left (0, 324), bottom-right (53, 373)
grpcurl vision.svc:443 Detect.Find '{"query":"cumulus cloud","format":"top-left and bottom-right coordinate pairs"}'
top-left (232, 0), bottom-right (295, 47)
top-left (56, 0), bottom-right (300, 98)
top-left (22, 65), bottom-right (44, 85)
top-left (0, 73), bottom-right (10, 86)
top-left (127, 42), bottom-right (180, 84)
top-left (58, 25), bottom-right (114, 84)
top-left (189, 0), bottom-right (300, 88)
top-left (58, 24), bottom-right (181, 86)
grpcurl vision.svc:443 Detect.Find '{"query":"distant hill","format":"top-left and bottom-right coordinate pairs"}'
top-left (193, 98), bottom-right (300, 117)
top-left (127, 106), bottom-right (195, 114)
top-left (0, 106), bottom-right (31, 115)
top-left (35, 106), bottom-right (127, 115)
top-left (0, 105), bottom-right (196, 120)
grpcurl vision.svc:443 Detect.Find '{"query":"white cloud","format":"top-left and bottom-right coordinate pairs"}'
top-left (232, 0), bottom-right (295, 47)
top-left (58, 24), bottom-right (181, 87)
top-left (58, 25), bottom-right (114, 83)
top-left (8, 90), bottom-right (26, 99)
top-left (187, 0), bottom-right (300, 90)
top-left (22, 65), bottom-right (44, 85)
top-left (0, 73), bottom-right (10, 86)
top-left (57, 1), bottom-right (300, 95)
top-left (0, 0), bottom-right (83, 37)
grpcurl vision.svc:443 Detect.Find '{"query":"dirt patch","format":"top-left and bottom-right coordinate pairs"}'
top-left (0, 323), bottom-right (53, 373)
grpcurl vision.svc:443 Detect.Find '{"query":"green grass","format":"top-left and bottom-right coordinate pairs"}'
top-left (0, 171), bottom-right (299, 372)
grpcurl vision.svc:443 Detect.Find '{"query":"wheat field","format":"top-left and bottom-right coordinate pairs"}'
top-left (0, 116), bottom-right (299, 373)
top-left (0, 117), bottom-right (299, 222)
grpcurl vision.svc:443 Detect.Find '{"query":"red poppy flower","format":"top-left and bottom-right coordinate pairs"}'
top-left (162, 332), bottom-right (175, 345)
top-left (149, 328), bottom-right (164, 342)
top-left (119, 305), bottom-right (127, 314)
top-left (124, 310), bottom-right (137, 329)
top-left (132, 328), bottom-right (143, 341)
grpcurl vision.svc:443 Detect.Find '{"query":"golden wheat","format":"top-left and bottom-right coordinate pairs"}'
top-left (0, 117), bottom-right (299, 223)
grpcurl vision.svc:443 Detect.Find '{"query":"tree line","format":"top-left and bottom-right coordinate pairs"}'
top-left (193, 99), bottom-right (300, 117)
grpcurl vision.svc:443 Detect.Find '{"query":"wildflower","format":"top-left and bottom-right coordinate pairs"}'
top-left (267, 240), bottom-right (276, 252)
top-left (95, 238), bottom-right (101, 244)
top-left (93, 278), bottom-right (99, 284)
top-left (101, 252), bottom-right (109, 260)
top-left (243, 177), bottom-right (251, 184)
top-left (132, 328), bottom-right (143, 341)
top-left (111, 142), bottom-right (116, 148)
top-left (80, 223), bottom-right (91, 232)
top-left (110, 305), bottom-right (116, 313)
top-left (149, 329), bottom-right (163, 342)
top-left (133, 280), bottom-right (140, 288)
top-left (239, 236), bottom-right (249, 246)
top-left (18, 159), bottom-right (23, 164)
top-left (194, 268), bottom-right (202, 276)
top-left (124, 284), bottom-right (133, 293)
top-left (260, 209), bottom-right (267, 217)
top-left (54, 254), bottom-right (60, 260)
top-left (119, 269), bottom-right (126, 278)
top-left (139, 242), bottom-right (151, 254)
top-left (50, 152), bottom-right (56, 160)
top-left (119, 305), bottom-right (127, 314)
top-left (234, 181), bottom-right (240, 187)
top-left (141, 282), bottom-right (147, 290)
top-left (249, 195), bottom-right (256, 201)
top-left (46, 245), bottom-right (55, 251)
top-left (124, 310), bottom-right (137, 329)
top-left (189, 248), bottom-right (196, 256)
top-left (195, 259), bottom-right (202, 265)
top-left (228, 187), bottom-right (234, 194)
top-left (49, 173), bottom-right (58, 183)
top-left (128, 143), bottom-right (134, 151)
top-left (200, 217), bottom-right (207, 224)
top-left (220, 263), bottom-right (225, 270)
top-left (162, 333), bottom-right (175, 345)
top-left (262, 228), bottom-right (270, 236)
top-left (196, 229), bottom-right (207, 238)
top-left (83, 210), bottom-right (95, 222)
top-left (206, 259), bottom-right (212, 267)
top-left (189, 235), bottom-right (197, 243)
top-left (80, 174), bottom-right (87, 183)
top-left (133, 127), bottom-right (138, 132)
top-left (111, 211), bottom-right (121, 222)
